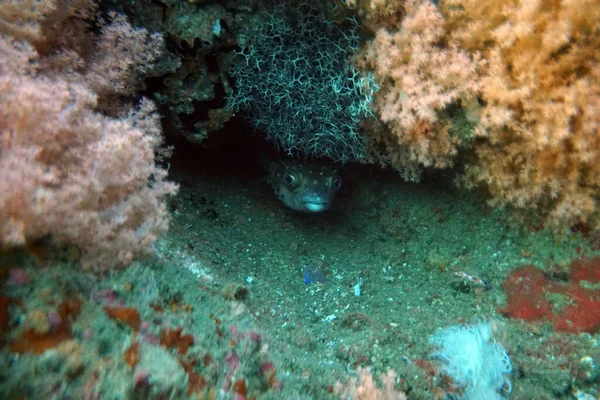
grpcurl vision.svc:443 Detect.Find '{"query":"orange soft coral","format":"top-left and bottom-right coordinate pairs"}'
top-left (442, 0), bottom-right (600, 229)
top-left (359, 0), bottom-right (481, 177)
top-left (359, 0), bottom-right (600, 229)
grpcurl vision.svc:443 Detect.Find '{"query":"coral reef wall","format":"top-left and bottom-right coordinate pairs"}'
top-left (4, 0), bottom-right (599, 269)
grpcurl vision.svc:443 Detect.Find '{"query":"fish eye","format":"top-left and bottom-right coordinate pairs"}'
top-left (284, 173), bottom-right (296, 187)
top-left (333, 176), bottom-right (342, 190)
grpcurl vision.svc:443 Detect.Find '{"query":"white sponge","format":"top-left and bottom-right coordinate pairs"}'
top-left (429, 321), bottom-right (512, 399)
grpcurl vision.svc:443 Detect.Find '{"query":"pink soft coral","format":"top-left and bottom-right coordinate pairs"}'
top-left (0, 9), bottom-right (177, 270)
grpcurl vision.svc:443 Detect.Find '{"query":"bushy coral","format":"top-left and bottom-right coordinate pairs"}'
top-left (0, 0), bottom-right (177, 270)
top-left (85, 12), bottom-right (164, 105)
top-left (341, 0), bottom-right (406, 32)
top-left (0, 0), bottom-right (56, 42)
top-left (441, 0), bottom-right (600, 229)
top-left (358, 0), bottom-right (481, 180)
top-left (357, 0), bottom-right (600, 229)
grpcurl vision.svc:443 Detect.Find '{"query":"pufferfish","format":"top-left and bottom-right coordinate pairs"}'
top-left (265, 160), bottom-right (342, 213)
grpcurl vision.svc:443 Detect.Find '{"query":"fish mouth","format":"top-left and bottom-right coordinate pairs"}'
top-left (304, 201), bottom-right (330, 212)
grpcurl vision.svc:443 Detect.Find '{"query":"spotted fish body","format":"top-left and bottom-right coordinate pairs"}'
top-left (267, 161), bottom-right (342, 213)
